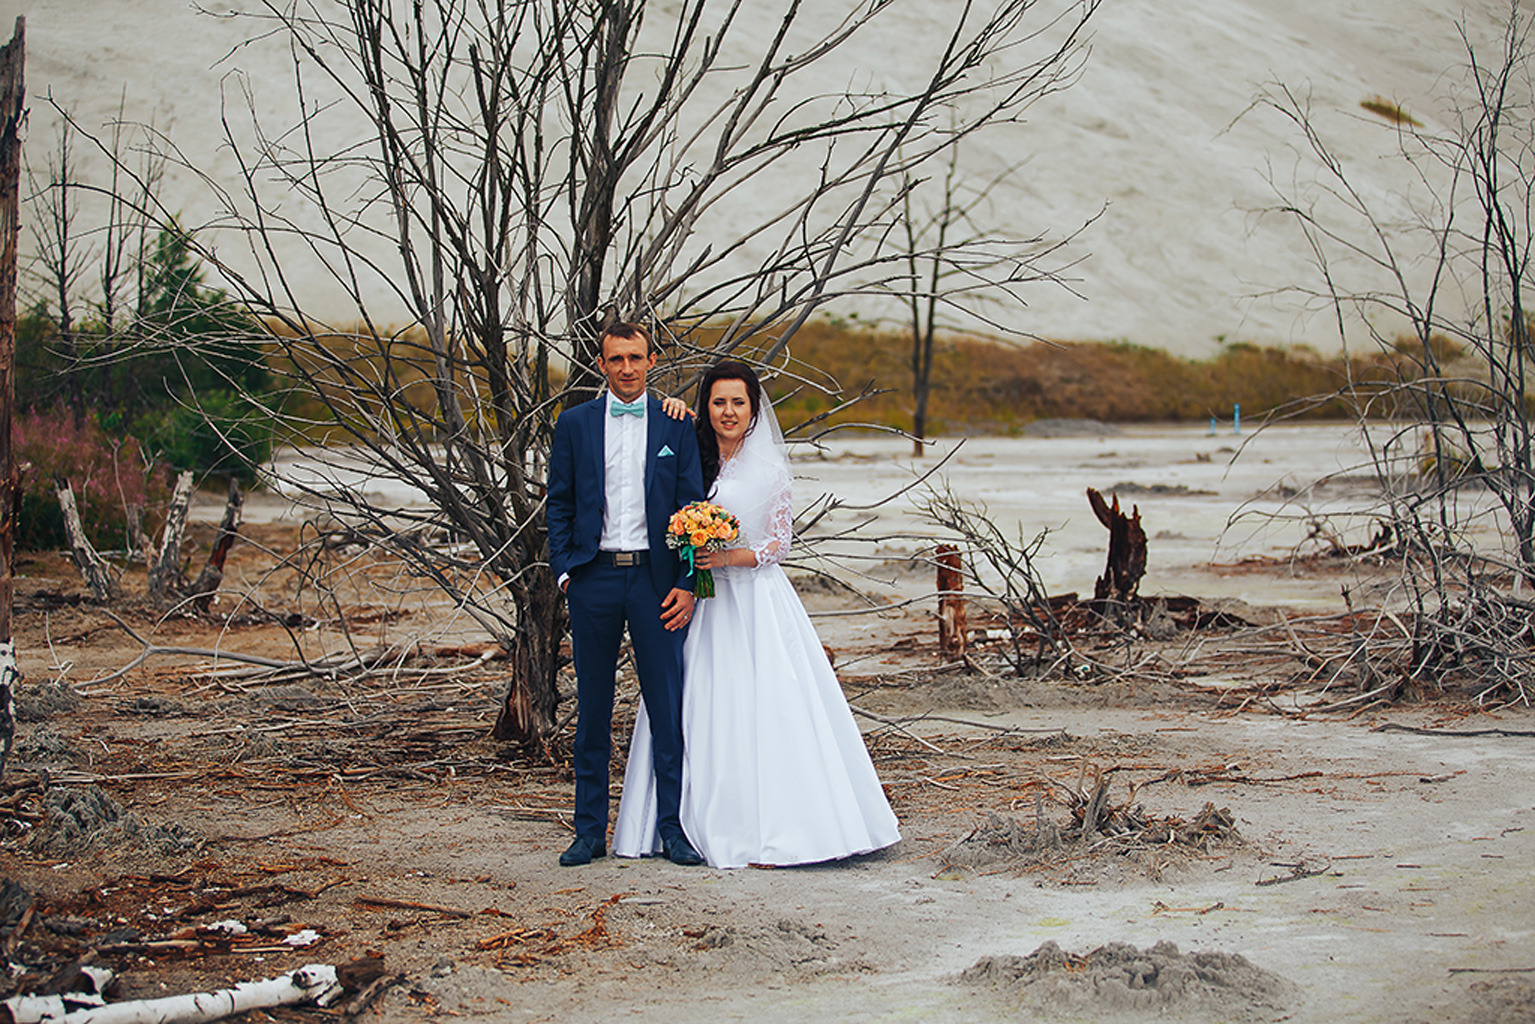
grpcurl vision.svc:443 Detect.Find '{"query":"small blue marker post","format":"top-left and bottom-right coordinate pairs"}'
top-left (1208, 416), bottom-right (1217, 436)
top-left (1233, 403), bottom-right (1241, 435)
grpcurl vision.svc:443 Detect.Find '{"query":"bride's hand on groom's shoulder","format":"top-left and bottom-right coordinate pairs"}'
top-left (659, 395), bottom-right (693, 420)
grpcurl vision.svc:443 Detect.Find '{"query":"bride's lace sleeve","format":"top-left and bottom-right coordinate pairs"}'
top-left (750, 462), bottom-right (795, 567)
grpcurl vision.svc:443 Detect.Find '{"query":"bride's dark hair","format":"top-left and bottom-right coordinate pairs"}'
top-left (695, 360), bottom-right (763, 490)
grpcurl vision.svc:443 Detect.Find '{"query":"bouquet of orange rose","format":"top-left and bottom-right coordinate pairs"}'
top-left (666, 501), bottom-right (741, 598)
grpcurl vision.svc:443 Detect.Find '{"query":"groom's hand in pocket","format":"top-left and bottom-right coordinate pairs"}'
top-left (661, 588), bottom-right (695, 631)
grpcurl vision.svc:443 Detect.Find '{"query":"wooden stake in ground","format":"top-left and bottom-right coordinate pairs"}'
top-left (0, 17), bottom-right (25, 782)
top-left (936, 543), bottom-right (966, 659)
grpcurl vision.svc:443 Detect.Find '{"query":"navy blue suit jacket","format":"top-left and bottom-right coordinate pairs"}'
top-left (546, 394), bottom-right (706, 595)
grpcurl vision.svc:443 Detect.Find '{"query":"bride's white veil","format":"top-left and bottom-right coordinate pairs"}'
top-left (710, 376), bottom-right (791, 554)
top-left (740, 381), bottom-right (788, 469)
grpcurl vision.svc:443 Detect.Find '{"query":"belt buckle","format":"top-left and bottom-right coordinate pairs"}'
top-left (614, 551), bottom-right (638, 567)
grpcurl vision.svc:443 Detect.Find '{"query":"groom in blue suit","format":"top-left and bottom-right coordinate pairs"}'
top-left (546, 322), bottom-right (706, 867)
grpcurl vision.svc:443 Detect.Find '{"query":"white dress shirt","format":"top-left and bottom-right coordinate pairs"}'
top-left (600, 390), bottom-right (650, 551)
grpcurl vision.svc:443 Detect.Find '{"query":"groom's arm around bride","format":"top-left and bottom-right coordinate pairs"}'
top-left (546, 321), bottom-right (705, 867)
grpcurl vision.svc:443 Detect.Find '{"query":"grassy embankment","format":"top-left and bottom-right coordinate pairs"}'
top-left (731, 321), bottom-right (1431, 435)
top-left (269, 319), bottom-right (1453, 439)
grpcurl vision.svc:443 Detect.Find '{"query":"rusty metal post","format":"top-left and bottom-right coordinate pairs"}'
top-left (936, 543), bottom-right (966, 659)
top-left (0, 17), bottom-right (22, 781)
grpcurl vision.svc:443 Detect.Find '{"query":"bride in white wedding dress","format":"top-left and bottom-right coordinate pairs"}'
top-left (612, 361), bottom-right (900, 869)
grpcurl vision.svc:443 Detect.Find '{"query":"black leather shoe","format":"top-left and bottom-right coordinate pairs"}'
top-left (559, 834), bottom-right (606, 867)
top-left (662, 833), bottom-right (704, 866)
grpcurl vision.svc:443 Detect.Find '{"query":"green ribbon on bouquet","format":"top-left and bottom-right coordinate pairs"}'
top-left (683, 544), bottom-right (716, 599)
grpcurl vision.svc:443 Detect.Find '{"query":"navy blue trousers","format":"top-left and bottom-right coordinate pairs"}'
top-left (566, 561), bottom-right (686, 841)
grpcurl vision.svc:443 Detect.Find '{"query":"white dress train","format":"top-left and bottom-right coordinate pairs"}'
top-left (612, 434), bottom-right (900, 869)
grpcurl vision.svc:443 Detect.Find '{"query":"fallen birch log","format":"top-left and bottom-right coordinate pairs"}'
top-left (1, 963), bottom-right (340, 1024)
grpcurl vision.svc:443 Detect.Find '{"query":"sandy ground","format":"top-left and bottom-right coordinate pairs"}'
top-left (3, 567), bottom-right (1534, 1023)
top-left (283, 700), bottom-right (1535, 1024)
top-left (2, 423), bottom-right (1533, 1023)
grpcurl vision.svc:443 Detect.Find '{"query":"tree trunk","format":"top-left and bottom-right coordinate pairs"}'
top-left (912, 321), bottom-right (934, 457)
top-left (2, 964), bottom-right (342, 1024)
top-left (492, 568), bottom-right (564, 746)
top-left (0, 17), bottom-right (22, 782)
top-left (936, 543), bottom-right (966, 659)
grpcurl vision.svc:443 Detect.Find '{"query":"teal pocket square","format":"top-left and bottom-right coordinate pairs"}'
top-left (658, 445), bottom-right (675, 457)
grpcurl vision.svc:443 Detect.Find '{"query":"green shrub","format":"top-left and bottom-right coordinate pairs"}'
top-left (130, 389), bottom-right (275, 483)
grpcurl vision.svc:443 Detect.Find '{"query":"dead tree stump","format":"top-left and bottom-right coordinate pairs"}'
top-left (187, 479), bottom-right (244, 614)
top-left (1087, 487), bottom-right (1147, 622)
top-left (936, 544), bottom-right (966, 659)
top-left (148, 471), bottom-right (194, 605)
top-left (55, 479), bottom-right (119, 602)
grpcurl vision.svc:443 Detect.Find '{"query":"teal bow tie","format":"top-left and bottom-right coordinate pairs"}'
top-left (610, 399), bottom-right (645, 417)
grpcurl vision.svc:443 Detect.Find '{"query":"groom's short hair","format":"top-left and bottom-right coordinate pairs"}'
top-left (600, 321), bottom-right (654, 358)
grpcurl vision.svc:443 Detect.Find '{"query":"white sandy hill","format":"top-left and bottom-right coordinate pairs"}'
top-left (12, 0), bottom-right (1511, 355)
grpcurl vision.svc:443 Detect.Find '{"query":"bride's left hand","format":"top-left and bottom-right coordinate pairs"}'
top-left (696, 548), bottom-right (753, 570)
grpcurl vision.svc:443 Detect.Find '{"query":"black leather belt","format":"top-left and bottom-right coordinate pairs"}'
top-left (596, 550), bottom-right (649, 567)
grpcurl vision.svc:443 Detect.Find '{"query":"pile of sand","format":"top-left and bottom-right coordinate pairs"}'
top-left (962, 940), bottom-right (1293, 1019)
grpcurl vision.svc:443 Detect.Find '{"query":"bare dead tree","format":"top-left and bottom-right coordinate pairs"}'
top-left (1087, 486), bottom-right (1146, 623)
top-left (1253, 1), bottom-right (1535, 702)
top-left (881, 132), bottom-right (1088, 454)
top-left (55, 478), bottom-right (118, 602)
top-left (68, 0), bottom-right (1101, 744)
top-left (21, 104), bottom-right (165, 425)
top-left (23, 121), bottom-right (85, 427)
top-left (187, 478), bottom-right (244, 615)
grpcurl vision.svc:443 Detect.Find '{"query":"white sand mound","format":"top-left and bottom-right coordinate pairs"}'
top-left (962, 939), bottom-right (1295, 1019)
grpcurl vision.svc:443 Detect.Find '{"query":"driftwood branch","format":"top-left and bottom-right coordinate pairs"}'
top-left (353, 896), bottom-right (472, 918)
top-left (87, 610), bottom-right (362, 687)
top-left (1255, 861), bottom-right (1330, 886)
top-left (849, 703), bottom-right (959, 758)
top-left (1373, 723), bottom-right (1535, 739)
top-left (339, 973), bottom-right (400, 1018)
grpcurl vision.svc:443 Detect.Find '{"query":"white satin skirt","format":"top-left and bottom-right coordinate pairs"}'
top-left (612, 563), bottom-right (900, 868)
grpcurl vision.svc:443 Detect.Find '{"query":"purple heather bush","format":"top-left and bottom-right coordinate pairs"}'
top-left (15, 408), bottom-right (159, 551)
